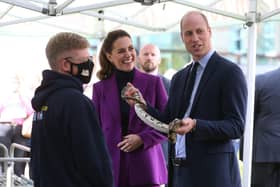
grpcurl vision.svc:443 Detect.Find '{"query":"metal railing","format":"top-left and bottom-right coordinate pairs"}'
top-left (0, 143), bottom-right (33, 187)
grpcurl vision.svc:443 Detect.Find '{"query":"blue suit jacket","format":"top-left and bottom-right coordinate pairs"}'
top-left (252, 68), bottom-right (280, 162)
top-left (148, 52), bottom-right (248, 187)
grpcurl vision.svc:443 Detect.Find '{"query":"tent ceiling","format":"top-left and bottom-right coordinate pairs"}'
top-left (1, 0), bottom-right (280, 38)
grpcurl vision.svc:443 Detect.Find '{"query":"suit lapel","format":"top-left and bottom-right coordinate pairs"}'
top-left (103, 74), bottom-right (122, 123)
top-left (191, 53), bottom-right (219, 112)
top-left (133, 69), bottom-right (150, 96)
top-left (177, 65), bottom-right (192, 118)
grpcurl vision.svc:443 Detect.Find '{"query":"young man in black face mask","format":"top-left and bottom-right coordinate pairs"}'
top-left (31, 32), bottom-right (113, 187)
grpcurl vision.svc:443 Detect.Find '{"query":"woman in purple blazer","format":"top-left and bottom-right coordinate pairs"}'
top-left (92, 29), bottom-right (168, 187)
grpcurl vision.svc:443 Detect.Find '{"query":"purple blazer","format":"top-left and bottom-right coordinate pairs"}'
top-left (92, 69), bottom-right (168, 186)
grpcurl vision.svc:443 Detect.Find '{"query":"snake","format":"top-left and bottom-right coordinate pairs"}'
top-left (121, 85), bottom-right (181, 144)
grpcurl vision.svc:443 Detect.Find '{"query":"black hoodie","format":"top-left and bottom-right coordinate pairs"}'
top-left (31, 70), bottom-right (113, 187)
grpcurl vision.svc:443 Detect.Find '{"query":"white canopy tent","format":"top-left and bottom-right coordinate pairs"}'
top-left (1, 0), bottom-right (277, 37)
top-left (1, 1), bottom-right (280, 186)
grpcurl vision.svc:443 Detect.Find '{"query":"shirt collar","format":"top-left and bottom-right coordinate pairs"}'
top-left (194, 49), bottom-right (215, 69)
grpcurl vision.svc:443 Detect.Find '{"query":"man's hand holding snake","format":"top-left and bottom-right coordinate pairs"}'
top-left (175, 117), bottom-right (197, 135)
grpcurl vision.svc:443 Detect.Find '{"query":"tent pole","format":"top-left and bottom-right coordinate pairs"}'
top-left (56, 0), bottom-right (75, 14)
top-left (174, 0), bottom-right (245, 21)
top-left (81, 11), bottom-right (166, 32)
top-left (0, 5), bottom-right (13, 19)
top-left (242, 0), bottom-right (257, 186)
top-left (261, 7), bottom-right (280, 21)
top-left (0, 0), bottom-right (43, 13)
top-left (62, 0), bottom-right (134, 15)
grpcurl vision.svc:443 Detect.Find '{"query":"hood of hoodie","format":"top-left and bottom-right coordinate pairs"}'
top-left (32, 70), bottom-right (83, 111)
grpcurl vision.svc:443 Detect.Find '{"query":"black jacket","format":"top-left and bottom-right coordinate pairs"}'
top-left (31, 70), bottom-right (113, 187)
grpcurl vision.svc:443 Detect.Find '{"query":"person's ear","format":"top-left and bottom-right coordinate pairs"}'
top-left (61, 58), bottom-right (70, 71)
top-left (105, 52), bottom-right (113, 63)
top-left (180, 31), bottom-right (185, 43)
top-left (59, 58), bottom-right (72, 74)
top-left (208, 27), bottom-right (212, 36)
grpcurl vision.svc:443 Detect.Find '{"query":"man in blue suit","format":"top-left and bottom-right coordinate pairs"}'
top-left (250, 68), bottom-right (280, 187)
top-left (125, 11), bottom-right (247, 187)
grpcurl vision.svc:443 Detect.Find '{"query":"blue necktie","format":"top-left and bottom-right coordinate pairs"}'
top-left (179, 62), bottom-right (199, 118)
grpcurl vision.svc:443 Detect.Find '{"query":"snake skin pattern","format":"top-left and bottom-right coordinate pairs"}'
top-left (121, 85), bottom-right (181, 143)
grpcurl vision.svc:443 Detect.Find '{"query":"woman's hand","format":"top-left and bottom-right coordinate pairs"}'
top-left (122, 82), bottom-right (146, 107)
top-left (117, 134), bottom-right (143, 153)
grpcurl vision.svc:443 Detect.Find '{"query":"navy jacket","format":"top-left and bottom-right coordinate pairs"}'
top-left (159, 75), bottom-right (170, 95)
top-left (253, 68), bottom-right (280, 162)
top-left (148, 52), bottom-right (247, 187)
top-left (31, 70), bottom-right (113, 187)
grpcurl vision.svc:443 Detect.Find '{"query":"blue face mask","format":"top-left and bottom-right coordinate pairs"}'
top-left (67, 59), bottom-right (94, 84)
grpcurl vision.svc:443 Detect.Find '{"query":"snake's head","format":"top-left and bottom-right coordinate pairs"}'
top-left (121, 85), bottom-right (147, 108)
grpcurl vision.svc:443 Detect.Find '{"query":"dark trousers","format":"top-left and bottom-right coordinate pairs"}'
top-left (0, 123), bottom-right (29, 176)
top-left (252, 162), bottom-right (280, 187)
top-left (172, 165), bottom-right (193, 187)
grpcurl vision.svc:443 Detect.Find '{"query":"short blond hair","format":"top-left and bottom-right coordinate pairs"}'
top-left (45, 32), bottom-right (89, 70)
